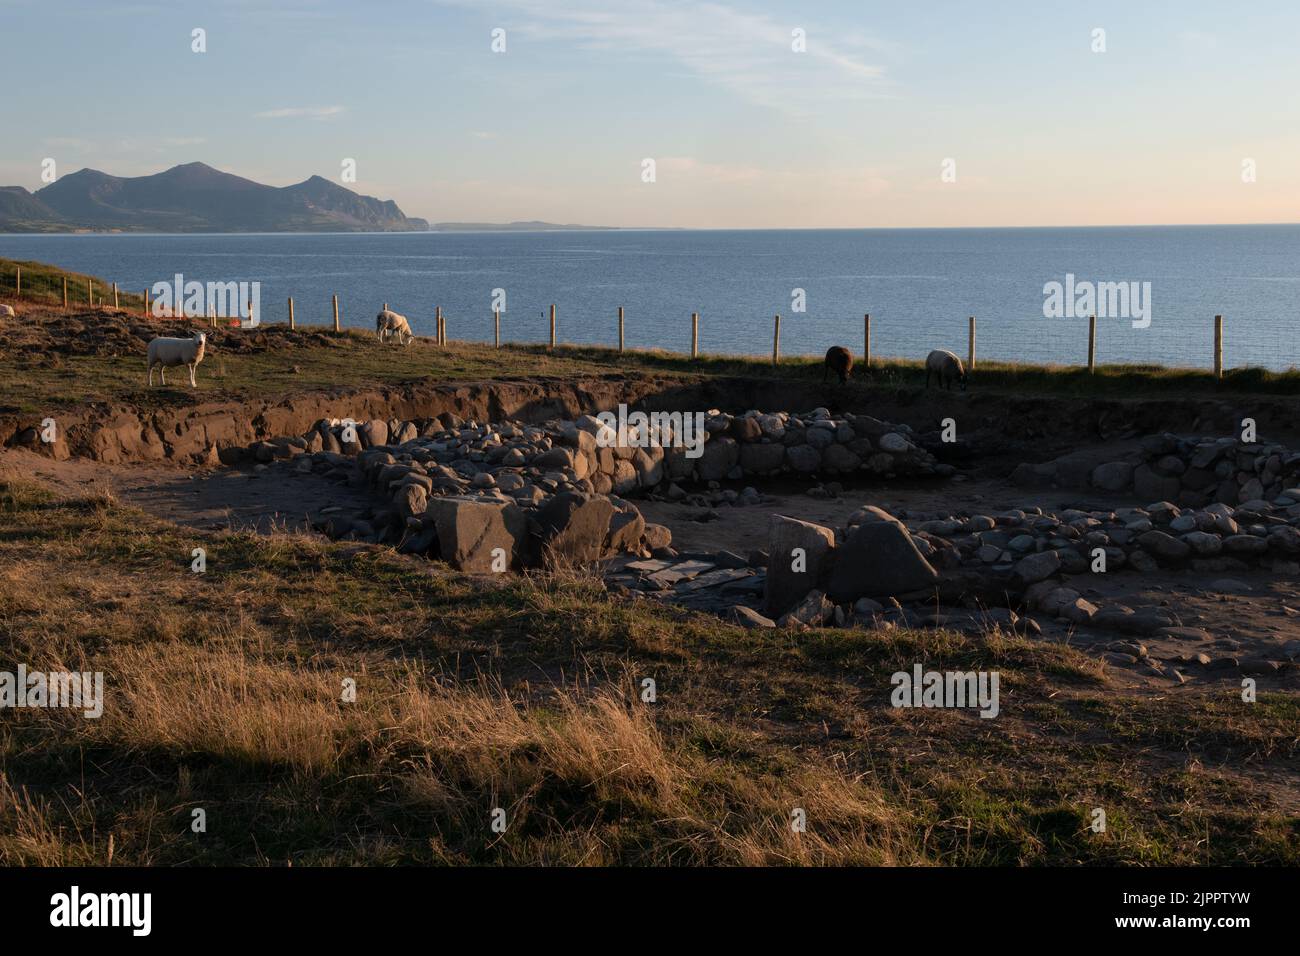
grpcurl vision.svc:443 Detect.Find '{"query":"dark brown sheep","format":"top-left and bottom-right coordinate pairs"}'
top-left (823, 346), bottom-right (854, 384)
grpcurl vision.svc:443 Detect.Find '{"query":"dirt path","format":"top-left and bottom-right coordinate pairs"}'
top-left (0, 447), bottom-right (372, 532)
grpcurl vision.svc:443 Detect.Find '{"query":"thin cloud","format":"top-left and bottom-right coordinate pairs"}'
top-left (254, 106), bottom-right (346, 119)
top-left (44, 136), bottom-right (95, 149)
top-left (436, 0), bottom-right (890, 113)
top-left (656, 156), bottom-right (763, 183)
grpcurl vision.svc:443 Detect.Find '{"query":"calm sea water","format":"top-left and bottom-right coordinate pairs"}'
top-left (3, 225), bottom-right (1298, 370)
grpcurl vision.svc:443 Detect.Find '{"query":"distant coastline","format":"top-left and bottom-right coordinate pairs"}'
top-left (428, 221), bottom-right (682, 233)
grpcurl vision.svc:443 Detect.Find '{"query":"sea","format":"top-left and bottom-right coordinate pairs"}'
top-left (3, 224), bottom-right (1298, 370)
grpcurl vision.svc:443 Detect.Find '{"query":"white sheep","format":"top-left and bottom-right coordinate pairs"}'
top-left (375, 308), bottom-right (413, 345)
top-left (147, 331), bottom-right (207, 387)
top-left (925, 349), bottom-right (967, 391)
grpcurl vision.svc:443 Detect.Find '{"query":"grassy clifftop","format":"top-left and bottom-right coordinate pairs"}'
top-left (5, 303), bottom-right (1300, 418)
top-left (0, 256), bottom-right (146, 311)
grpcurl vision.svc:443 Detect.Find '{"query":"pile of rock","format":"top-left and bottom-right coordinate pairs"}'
top-left (1040, 433), bottom-right (1300, 507)
top-left (222, 406), bottom-right (949, 490)
top-left (687, 407), bottom-right (947, 481)
top-left (745, 493), bottom-right (1300, 628)
top-left (228, 416), bottom-right (647, 566)
top-left (220, 405), bottom-right (953, 570)
top-left (874, 494), bottom-right (1300, 584)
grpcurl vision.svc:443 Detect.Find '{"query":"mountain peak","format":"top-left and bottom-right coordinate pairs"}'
top-left (7, 163), bottom-right (427, 233)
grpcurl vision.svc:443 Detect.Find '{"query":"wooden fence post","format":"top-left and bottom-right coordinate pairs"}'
top-left (772, 314), bottom-right (781, 365)
top-left (967, 315), bottom-right (976, 371)
top-left (113, 283), bottom-right (119, 309)
top-left (62, 277), bottom-right (68, 308)
top-left (618, 306), bottom-right (624, 353)
top-left (1087, 314), bottom-right (1096, 373)
top-left (144, 289), bottom-right (149, 317)
top-left (864, 313), bottom-right (871, 368)
top-left (494, 310), bottom-right (500, 348)
top-left (691, 312), bottom-right (699, 359)
top-left (88, 279), bottom-right (93, 306)
top-left (332, 294), bottom-right (340, 332)
top-left (549, 304), bottom-right (556, 349)
top-left (436, 305), bottom-right (443, 345)
top-left (1214, 314), bottom-right (1223, 381)
top-left (288, 297), bottom-right (295, 330)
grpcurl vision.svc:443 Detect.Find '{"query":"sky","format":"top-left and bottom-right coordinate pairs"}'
top-left (3, 0), bottom-right (1299, 228)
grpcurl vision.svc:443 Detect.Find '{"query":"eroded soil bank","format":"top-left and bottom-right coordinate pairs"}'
top-left (10, 365), bottom-right (1300, 474)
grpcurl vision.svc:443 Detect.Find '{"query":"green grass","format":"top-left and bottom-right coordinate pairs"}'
top-left (0, 256), bottom-right (146, 310)
top-left (1, 478), bottom-right (1295, 865)
top-left (8, 312), bottom-right (1300, 419)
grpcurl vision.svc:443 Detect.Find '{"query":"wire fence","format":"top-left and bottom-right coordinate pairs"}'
top-left (0, 261), bottom-right (1237, 379)
top-left (0, 262), bottom-right (146, 311)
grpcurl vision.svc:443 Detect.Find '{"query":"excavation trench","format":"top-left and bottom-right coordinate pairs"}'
top-left (8, 370), bottom-right (1300, 473)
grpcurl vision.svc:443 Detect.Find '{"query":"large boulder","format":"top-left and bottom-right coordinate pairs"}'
top-left (533, 492), bottom-right (616, 567)
top-left (785, 444), bottom-right (821, 473)
top-left (392, 482), bottom-right (428, 519)
top-left (1013, 549), bottom-right (1061, 585)
top-left (739, 442), bottom-right (786, 474)
top-left (605, 507), bottom-right (646, 554)
top-left (1133, 464), bottom-right (1181, 503)
top-left (1138, 529), bottom-right (1191, 562)
top-left (763, 516), bottom-right (837, 616)
top-left (359, 419), bottom-right (389, 449)
top-left (424, 497), bottom-right (526, 573)
top-left (697, 436), bottom-right (739, 481)
top-left (821, 443), bottom-right (862, 473)
top-left (825, 519), bottom-right (939, 602)
top-left (1091, 461), bottom-right (1133, 492)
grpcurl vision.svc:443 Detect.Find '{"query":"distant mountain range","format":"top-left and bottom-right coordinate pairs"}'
top-left (0, 163), bottom-right (428, 233)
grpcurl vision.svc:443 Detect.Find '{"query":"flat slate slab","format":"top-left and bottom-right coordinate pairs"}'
top-left (625, 559), bottom-right (676, 573)
top-left (676, 568), bottom-right (753, 593)
top-left (647, 560), bottom-right (715, 586)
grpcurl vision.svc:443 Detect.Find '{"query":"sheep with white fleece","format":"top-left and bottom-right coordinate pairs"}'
top-left (147, 331), bottom-right (207, 387)
top-left (925, 349), bottom-right (967, 391)
top-left (376, 308), bottom-right (414, 345)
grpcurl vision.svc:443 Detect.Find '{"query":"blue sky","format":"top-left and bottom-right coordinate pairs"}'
top-left (4, 0), bottom-right (1298, 227)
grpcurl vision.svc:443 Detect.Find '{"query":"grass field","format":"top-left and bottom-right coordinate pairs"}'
top-left (1, 479), bottom-right (1296, 865)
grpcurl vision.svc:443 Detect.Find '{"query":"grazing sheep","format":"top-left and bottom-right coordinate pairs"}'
top-left (376, 308), bottom-right (413, 345)
top-left (823, 346), bottom-right (854, 384)
top-left (925, 349), bottom-right (967, 391)
top-left (147, 331), bottom-right (207, 387)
